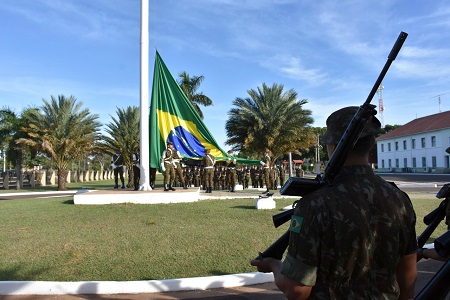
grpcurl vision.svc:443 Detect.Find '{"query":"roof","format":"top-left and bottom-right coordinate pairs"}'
top-left (281, 160), bottom-right (303, 164)
top-left (377, 110), bottom-right (450, 141)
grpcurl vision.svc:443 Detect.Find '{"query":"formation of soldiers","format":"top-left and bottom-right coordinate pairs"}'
top-left (160, 143), bottom-right (295, 192)
top-left (170, 164), bottom-right (288, 191)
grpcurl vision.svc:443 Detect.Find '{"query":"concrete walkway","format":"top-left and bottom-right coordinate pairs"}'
top-left (0, 259), bottom-right (447, 299)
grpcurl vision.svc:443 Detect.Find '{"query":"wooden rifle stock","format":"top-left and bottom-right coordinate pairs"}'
top-left (256, 31), bottom-right (408, 261)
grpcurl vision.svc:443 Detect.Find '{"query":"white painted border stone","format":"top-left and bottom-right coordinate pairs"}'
top-left (0, 273), bottom-right (274, 295)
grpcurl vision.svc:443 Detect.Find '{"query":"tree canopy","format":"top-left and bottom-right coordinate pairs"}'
top-left (225, 83), bottom-right (315, 163)
top-left (17, 95), bottom-right (101, 190)
top-left (178, 71), bottom-right (213, 119)
top-left (101, 106), bottom-right (140, 187)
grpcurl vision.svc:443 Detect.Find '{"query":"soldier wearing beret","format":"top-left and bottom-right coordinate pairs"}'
top-left (252, 106), bottom-right (417, 299)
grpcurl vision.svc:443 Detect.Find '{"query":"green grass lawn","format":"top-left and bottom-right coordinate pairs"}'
top-left (0, 179), bottom-right (447, 281)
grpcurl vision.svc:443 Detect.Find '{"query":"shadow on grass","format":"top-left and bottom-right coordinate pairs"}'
top-left (230, 205), bottom-right (255, 210)
top-left (0, 264), bottom-right (49, 281)
top-left (63, 199), bottom-right (74, 205)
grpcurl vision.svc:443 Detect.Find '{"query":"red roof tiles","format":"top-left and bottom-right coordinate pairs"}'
top-left (377, 110), bottom-right (450, 140)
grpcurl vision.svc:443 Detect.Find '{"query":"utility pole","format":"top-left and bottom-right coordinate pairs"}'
top-left (314, 133), bottom-right (322, 173)
top-left (377, 84), bottom-right (384, 127)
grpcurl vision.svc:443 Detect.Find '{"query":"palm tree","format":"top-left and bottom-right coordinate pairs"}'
top-left (225, 83), bottom-right (315, 163)
top-left (0, 107), bottom-right (39, 188)
top-left (17, 95), bottom-right (101, 191)
top-left (178, 71), bottom-right (213, 119)
top-left (101, 106), bottom-right (140, 187)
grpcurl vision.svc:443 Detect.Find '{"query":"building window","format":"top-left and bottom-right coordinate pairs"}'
top-left (388, 159), bottom-right (392, 168)
top-left (445, 156), bottom-right (449, 169)
top-left (412, 139), bottom-right (416, 149)
top-left (422, 157), bottom-right (426, 167)
top-left (412, 157), bottom-right (416, 168)
top-left (403, 140), bottom-right (407, 150)
top-left (432, 156), bottom-right (437, 168)
top-left (395, 142), bottom-right (399, 151)
top-left (404, 158), bottom-right (407, 168)
top-left (381, 144), bottom-right (384, 152)
top-left (388, 143), bottom-right (391, 151)
top-left (431, 136), bottom-right (436, 147)
top-left (421, 138), bottom-right (426, 148)
top-left (395, 159), bottom-right (399, 168)
top-left (381, 160), bottom-right (385, 168)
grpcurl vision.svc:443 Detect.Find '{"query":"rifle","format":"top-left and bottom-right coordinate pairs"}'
top-left (256, 31), bottom-right (408, 260)
top-left (414, 183), bottom-right (450, 299)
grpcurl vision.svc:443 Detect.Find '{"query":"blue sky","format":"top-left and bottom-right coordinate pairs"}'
top-left (2, 0), bottom-right (450, 150)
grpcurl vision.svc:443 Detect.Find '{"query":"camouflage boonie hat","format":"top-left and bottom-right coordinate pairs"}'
top-left (322, 106), bottom-right (381, 144)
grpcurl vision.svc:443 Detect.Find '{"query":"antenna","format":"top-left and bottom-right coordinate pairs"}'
top-left (431, 93), bottom-right (449, 113)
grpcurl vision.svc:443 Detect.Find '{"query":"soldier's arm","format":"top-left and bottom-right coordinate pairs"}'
top-left (395, 253), bottom-right (417, 300)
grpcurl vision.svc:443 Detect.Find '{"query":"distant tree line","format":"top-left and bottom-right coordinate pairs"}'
top-left (0, 72), bottom-right (400, 191)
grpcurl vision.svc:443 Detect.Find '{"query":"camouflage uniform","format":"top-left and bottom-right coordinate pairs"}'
top-left (220, 167), bottom-right (227, 190)
top-left (193, 166), bottom-right (201, 187)
top-left (243, 167), bottom-right (249, 189)
top-left (262, 152), bottom-right (271, 192)
top-left (280, 107), bottom-right (417, 299)
top-left (281, 166), bottom-right (417, 299)
top-left (226, 154), bottom-right (237, 192)
top-left (202, 150), bottom-right (215, 193)
top-left (213, 167), bottom-right (220, 190)
top-left (172, 150), bottom-right (188, 189)
top-left (253, 168), bottom-right (260, 188)
top-left (161, 146), bottom-right (176, 191)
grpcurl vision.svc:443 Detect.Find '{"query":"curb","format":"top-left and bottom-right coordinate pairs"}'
top-left (0, 273), bottom-right (274, 295)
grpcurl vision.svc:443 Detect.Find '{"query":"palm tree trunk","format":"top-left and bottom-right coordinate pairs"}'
top-left (57, 168), bottom-right (68, 191)
top-left (15, 150), bottom-right (23, 190)
top-left (127, 164), bottom-right (133, 188)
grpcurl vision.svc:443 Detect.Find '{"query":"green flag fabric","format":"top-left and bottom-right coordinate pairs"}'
top-left (149, 51), bottom-right (228, 169)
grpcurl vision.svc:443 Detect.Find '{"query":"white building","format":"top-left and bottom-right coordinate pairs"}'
top-left (377, 110), bottom-right (450, 173)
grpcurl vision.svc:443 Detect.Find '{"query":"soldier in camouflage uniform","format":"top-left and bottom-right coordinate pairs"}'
top-left (242, 166), bottom-right (249, 189)
top-left (269, 165), bottom-right (277, 190)
top-left (213, 167), bottom-right (220, 190)
top-left (220, 167), bottom-right (227, 190)
top-left (261, 150), bottom-right (271, 193)
top-left (252, 106), bottom-right (417, 299)
top-left (279, 164), bottom-right (285, 187)
top-left (161, 142), bottom-right (176, 191)
top-left (193, 166), bottom-right (201, 187)
top-left (172, 148), bottom-right (188, 189)
top-left (253, 167), bottom-right (260, 188)
top-left (250, 166), bottom-right (256, 188)
top-left (226, 150), bottom-right (238, 192)
top-left (202, 148), bottom-right (215, 193)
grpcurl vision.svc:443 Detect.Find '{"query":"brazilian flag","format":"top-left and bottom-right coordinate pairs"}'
top-left (149, 51), bottom-right (228, 169)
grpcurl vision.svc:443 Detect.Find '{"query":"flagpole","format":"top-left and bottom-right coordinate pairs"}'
top-left (139, 0), bottom-right (151, 190)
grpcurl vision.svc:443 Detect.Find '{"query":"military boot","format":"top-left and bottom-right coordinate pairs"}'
top-left (169, 184), bottom-right (176, 191)
top-left (164, 184), bottom-right (169, 191)
top-left (183, 184), bottom-right (188, 190)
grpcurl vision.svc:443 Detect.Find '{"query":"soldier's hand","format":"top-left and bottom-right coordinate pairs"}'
top-left (250, 257), bottom-right (281, 273)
